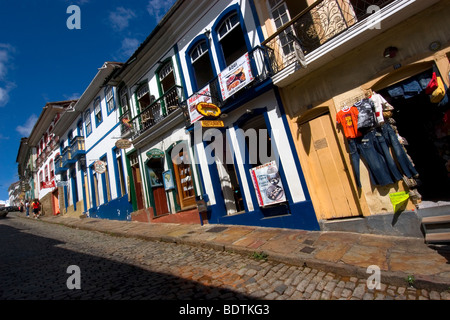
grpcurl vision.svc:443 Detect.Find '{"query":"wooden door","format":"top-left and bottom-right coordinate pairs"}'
top-left (172, 150), bottom-right (196, 209)
top-left (52, 189), bottom-right (59, 215)
top-left (153, 187), bottom-right (169, 216)
top-left (132, 165), bottom-right (145, 210)
top-left (148, 164), bottom-right (169, 216)
top-left (298, 113), bottom-right (362, 220)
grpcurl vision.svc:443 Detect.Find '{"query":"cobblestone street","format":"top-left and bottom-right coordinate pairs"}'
top-left (1, 214), bottom-right (449, 302)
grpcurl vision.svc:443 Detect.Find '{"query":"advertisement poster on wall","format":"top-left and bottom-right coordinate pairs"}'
top-left (250, 161), bottom-right (287, 207)
top-left (218, 52), bottom-right (254, 101)
top-left (187, 84), bottom-right (212, 124)
top-left (163, 169), bottom-right (175, 191)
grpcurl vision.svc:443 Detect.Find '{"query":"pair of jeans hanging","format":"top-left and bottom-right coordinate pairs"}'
top-left (380, 123), bottom-right (419, 178)
top-left (348, 130), bottom-right (395, 187)
top-left (373, 130), bottom-right (403, 182)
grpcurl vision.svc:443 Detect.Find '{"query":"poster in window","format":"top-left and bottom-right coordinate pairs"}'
top-left (163, 169), bottom-right (175, 191)
top-left (250, 161), bottom-right (286, 207)
top-left (148, 168), bottom-right (163, 188)
top-left (218, 52), bottom-right (254, 101)
top-left (187, 84), bottom-right (212, 124)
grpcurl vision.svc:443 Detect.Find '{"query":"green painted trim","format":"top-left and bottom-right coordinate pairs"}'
top-left (143, 158), bottom-right (156, 216)
top-left (125, 152), bottom-right (138, 212)
top-left (138, 152), bottom-right (150, 207)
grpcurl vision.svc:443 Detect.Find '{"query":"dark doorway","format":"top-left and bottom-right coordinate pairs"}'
top-left (379, 69), bottom-right (450, 201)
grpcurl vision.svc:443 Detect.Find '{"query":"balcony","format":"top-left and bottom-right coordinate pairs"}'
top-left (262, 0), bottom-right (435, 86)
top-left (62, 147), bottom-right (76, 167)
top-left (70, 136), bottom-right (86, 160)
top-left (126, 85), bottom-right (184, 140)
top-left (54, 155), bottom-right (68, 175)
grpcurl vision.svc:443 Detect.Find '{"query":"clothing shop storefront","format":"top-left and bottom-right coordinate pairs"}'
top-left (375, 67), bottom-right (450, 204)
top-left (277, 0), bottom-right (450, 236)
top-left (325, 59), bottom-right (450, 236)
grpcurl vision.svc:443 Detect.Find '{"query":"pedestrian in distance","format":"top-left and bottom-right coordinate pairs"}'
top-left (31, 199), bottom-right (41, 219)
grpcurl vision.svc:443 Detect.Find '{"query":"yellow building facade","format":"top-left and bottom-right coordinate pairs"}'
top-left (254, 0), bottom-right (450, 236)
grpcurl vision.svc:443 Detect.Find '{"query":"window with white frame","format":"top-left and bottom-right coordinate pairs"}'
top-left (217, 12), bottom-right (247, 67)
top-left (94, 97), bottom-right (103, 125)
top-left (45, 164), bottom-right (49, 182)
top-left (106, 87), bottom-right (115, 113)
top-left (119, 86), bottom-right (130, 116)
top-left (137, 84), bottom-right (152, 111)
top-left (84, 109), bottom-right (92, 136)
top-left (190, 40), bottom-right (215, 89)
top-left (50, 159), bottom-right (55, 179)
top-left (159, 61), bottom-right (176, 94)
top-left (268, 0), bottom-right (295, 56)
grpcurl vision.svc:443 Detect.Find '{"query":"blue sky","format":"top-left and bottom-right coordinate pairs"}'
top-left (0, 0), bottom-right (176, 201)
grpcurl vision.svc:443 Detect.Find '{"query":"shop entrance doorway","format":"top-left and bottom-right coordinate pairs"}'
top-left (147, 158), bottom-right (169, 216)
top-left (378, 69), bottom-right (450, 202)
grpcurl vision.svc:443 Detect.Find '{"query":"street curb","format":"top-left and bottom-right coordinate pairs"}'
top-left (32, 216), bottom-right (450, 292)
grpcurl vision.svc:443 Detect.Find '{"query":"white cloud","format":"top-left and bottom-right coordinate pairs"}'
top-left (16, 114), bottom-right (38, 137)
top-left (109, 7), bottom-right (137, 31)
top-left (64, 93), bottom-right (81, 100)
top-left (0, 44), bottom-right (15, 108)
top-left (119, 37), bottom-right (141, 59)
top-left (0, 87), bottom-right (10, 107)
top-left (146, 0), bottom-right (176, 22)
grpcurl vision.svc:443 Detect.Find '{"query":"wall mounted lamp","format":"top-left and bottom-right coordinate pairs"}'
top-left (383, 46), bottom-right (398, 58)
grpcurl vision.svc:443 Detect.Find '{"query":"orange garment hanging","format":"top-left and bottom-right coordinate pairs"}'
top-left (336, 106), bottom-right (362, 139)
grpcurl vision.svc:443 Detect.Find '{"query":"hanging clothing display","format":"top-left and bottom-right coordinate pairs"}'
top-left (355, 98), bottom-right (377, 131)
top-left (336, 106), bottom-right (362, 139)
top-left (347, 132), bottom-right (395, 187)
top-left (380, 122), bottom-right (419, 179)
top-left (337, 90), bottom-right (419, 188)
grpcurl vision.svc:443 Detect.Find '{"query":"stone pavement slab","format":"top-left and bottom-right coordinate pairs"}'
top-left (34, 214), bottom-right (450, 291)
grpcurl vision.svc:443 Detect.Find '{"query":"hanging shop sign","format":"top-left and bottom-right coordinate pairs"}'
top-left (196, 102), bottom-right (221, 118)
top-left (115, 139), bottom-right (132, 149)
top-left (200, 120), bottom-right (224, 128)
top-left (250, 161), bottom-right (287, 207)
top-left (42, 180), bottom-right (56, 189)
top-left (94, 160), bottom-right (107, 174)
top-left (188, 85), bottom-right (212, 124)
top-left (146, 148), bottom-right (165, 160)
top-left (218, 52), bottom-right (254, 101)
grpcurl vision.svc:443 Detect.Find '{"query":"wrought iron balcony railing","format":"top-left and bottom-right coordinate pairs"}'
top-left (124, 85), bottom-right (184, 140)
top-left (262, 0), bottom-right (395, 74)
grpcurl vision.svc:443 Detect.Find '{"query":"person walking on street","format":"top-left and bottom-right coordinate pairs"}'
top-left (31, 199), bottom-right (41, 219)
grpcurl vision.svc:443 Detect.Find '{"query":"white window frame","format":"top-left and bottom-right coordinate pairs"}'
top-left (84, 110), bottom-right (92, 136)
top-left (217, 12), bottom-right (241, 41)
top-left (106, 87), bottom-right (115, 113)
top-left (93, 97), bottom-right (103, 125)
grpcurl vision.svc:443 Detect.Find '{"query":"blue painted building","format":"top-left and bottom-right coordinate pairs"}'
top-left (175, 0), bottom-right (319, 230)
top-left (101, 0), bottom-right (319, 230)
top-left (53, 62), bottom-right (133, 221)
